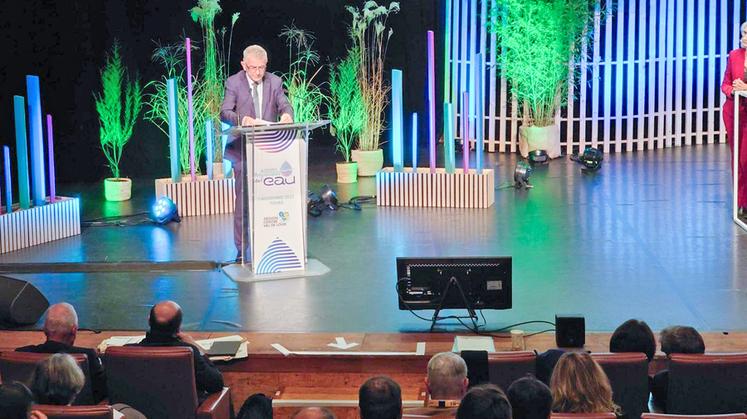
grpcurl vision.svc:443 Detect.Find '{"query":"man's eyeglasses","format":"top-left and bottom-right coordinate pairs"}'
top-left (247, 65), bottom-right (266, 72)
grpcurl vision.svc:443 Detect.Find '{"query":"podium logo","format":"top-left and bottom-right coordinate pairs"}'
top-left (263, 161), bottom-right (296, 186)
top-left (278, 211), bottom-right (289, 222)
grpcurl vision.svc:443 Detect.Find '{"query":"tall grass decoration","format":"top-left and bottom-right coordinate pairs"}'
top-left (190, 0), bottom-right (239, 162)
top-left (144, 42), bottom-right (207, 174)
top-left (488, 0), bottom-right (607, 127)
top-left (280, 25), bottom-right (327, 124)
top-left (93, 42), bottom-right (143, 179)
top-left (329, 49), bottom-right (367, 162)
top-left (347, 1), bottom-right (399, 151)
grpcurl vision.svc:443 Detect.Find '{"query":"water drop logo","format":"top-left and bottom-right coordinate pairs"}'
top-left (280, 161), bottom-right (293, 177)
top-left (278, 211), bottom-right (289, 222)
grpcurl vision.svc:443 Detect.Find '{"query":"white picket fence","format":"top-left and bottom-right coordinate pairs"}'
top-left (444, 0), bottom-right (742, 154)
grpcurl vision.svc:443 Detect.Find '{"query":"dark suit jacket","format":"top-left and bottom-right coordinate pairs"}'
top-left (16, 340), bottom-right (107, 403)
top-left (133, 332), bottom-right (224, 398)
top-left (219, 70), bottom-right (293, 162)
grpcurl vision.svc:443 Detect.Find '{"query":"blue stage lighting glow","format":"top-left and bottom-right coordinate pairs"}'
top-left (150, 196), bottom-right (181, 224)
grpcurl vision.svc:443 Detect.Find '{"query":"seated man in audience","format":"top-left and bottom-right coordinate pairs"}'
top-left (237, 393), bottom-right (273, 419)
top-left (507, 376), bottom-right (552, 419)
top-left (609, 319), bottom-right (656, 362)
top-left (405, 352), bottom-right (468, 417)
top-left (292, 407), bottom-right (336, 419)
top-left (651, 325), bottom-right (705, 408)
top-left (134, 300), bottom-right (224, 399)
top-left (359, 376), bottom-right (402, 419)
top-left (456, 384), bottom-right (512, 419)
top-left (15, 302), bottom-right (107, 403)
top-left (0, 382), bottom-right (47, 419)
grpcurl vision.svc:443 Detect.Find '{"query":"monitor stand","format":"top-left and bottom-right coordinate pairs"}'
top-left (429, 276), bottom-right (480, 332)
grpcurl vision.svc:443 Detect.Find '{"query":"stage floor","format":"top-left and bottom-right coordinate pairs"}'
top-left (1, 144), bottom-right (745, 333)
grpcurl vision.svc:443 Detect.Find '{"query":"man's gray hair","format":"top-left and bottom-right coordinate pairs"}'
top-left (427, 352), bottom-right (468, 398)
top-left (30, 353), bottom-right (85, 405)
top-left (44, 302), bottom-right (78, 337)
top-left (243, 45), bottom-right (268, 62)
top-left (742, 21), bottom-right (747, 32)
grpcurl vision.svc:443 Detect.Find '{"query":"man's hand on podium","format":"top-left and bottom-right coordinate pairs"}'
top-left (279, 113), bottom-right (293, 124)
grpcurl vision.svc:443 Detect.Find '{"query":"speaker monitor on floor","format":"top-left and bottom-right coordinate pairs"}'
top-left (0, 276), bottom-right (49, 325)
top-left (555, 314), bottom-right (585, 348)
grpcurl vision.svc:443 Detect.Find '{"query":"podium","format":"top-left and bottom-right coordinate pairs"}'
top-left (735, 92), bottom-right (747, 231)
top-left (222, 121), bottom-right (330, 282)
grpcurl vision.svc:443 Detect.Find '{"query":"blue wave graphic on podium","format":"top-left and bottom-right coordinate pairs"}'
top-left (256, 238), bottom-right (303, 274)
top-left (253, 129), bottom-right (298, 153)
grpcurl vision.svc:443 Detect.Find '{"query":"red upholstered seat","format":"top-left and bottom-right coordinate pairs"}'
top-left (0, 351), bottom-right (94, 405)
top-left (487, 350), bottom-right (536, 391)
top-left (667, 353), bottom-right (747, 415)
top-left (35, 404), bottom-right (113, 419)
top-left (643, 413), bottom-right (747, 419)
top-left (551, 413), bottom-right (617, 419)
top-left (592, 352), bottom-right (649, 419)
top-left (104, 346), bottom-right (231, 419)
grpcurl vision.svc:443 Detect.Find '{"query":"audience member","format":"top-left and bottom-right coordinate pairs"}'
top-left (16, 303), bottom-right (107, 402)
top-left (609, 319), bottom-right (656, 362)
top-left (237, 393), bottom-right (273, 419)
top-left (134, 301), bottom-right (224, 399)
top-left (404, 352), bottom-right (468, 417)
top-left (291, 407), bottom-right (336, 419)
top-left (507, 376), bottom-right (552, 419)
top-left (550, 352), bottom-right (619, 414)
top-left (359, 376), bottom-right (402, 419)
top-left (651, 325), bottom-right (706, 407)
top-left (0, 382), bottom-right (47, 419)
top-left (456, 384), bottom-right (512, 419)
top-left (29, 354), bottom-right (145, 419)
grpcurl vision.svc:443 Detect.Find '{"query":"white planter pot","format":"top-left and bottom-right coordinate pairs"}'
top-left (351, 149), bottom-right (384, 177)
top-left (104, 178), bottom-right (132, 201)
top-left (336, 162), bottom-right (358, 184)
top-left (519, 124), bottom-right (561, 159)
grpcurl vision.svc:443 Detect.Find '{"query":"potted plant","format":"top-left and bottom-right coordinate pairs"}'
top-left (489, 0), bottom-right (608, 159)
top-left (280, 25), bottom-right (327, 126)
top-left (94, 42), bottom-right (143, 201)
top-left (329, 49), bottom-right (367, 183)
top-left (347, 1), bottom-right (399, 176)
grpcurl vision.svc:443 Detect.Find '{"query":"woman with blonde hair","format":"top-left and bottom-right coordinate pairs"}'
top-left (550, 352), bottom-right (619, 415)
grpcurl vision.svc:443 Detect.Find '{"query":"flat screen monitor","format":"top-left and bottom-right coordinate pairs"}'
top-left (396, 257), bottom-right (512, 310)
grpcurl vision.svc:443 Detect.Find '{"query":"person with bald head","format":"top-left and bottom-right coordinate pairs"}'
top-left (16, 302), bottom-right (107, 403)
top-left (291, 407), bottom-right (336, 419)
top-left (134, 300), bottom-right (224, 399)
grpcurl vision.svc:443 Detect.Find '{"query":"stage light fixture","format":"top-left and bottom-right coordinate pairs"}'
top-left (571, 147), bottom-right (603, 172)
top-left (528, 149), bottom-right (548, 165)
top-left (320, 184), bottom-right (338, 210)
top-left (150, 196), bottom-right (181, 224)
top-left (513, 160), bottom-right (533, 189)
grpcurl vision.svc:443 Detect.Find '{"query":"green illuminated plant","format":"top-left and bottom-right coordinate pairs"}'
top-left (489, 0), bottom-right (608, 127)
top-left (347, 1), bottom-right (399, 151)
top-left (329, 49), bottom-right (367, 162)
top-left (94, 42), bottom-right (143, 179)
top-left (280, 25), bottom-right (327, 124)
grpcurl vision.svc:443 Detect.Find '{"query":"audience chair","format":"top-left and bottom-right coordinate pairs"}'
top-left (667, 353), bottom-right (747, 415)
top-left (104, 346), bottom-right (231, 419)
top-left (0, 351), bottom-right (94, 405)
top-left (592, 352), bottom-right (649, 419)
top-left (35, 405), bottom-right (114, 419)
top-left (487, 351), bottom-right (536, 391)
top-left (551, 413), bottom-right (617, 419)
top-left (643, 414), bottom-right (747, 419)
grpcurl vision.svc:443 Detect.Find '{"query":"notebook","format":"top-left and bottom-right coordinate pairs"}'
top-left (206, 340), bottom-right (243, 356)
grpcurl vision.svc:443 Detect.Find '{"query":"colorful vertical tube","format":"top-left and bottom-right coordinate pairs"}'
top-left (411, 112), bottom-right (418, 170)
top-left (459, 0), bottom-right (468, 140)
top-left (26, 76), bottom-right (46, 206)
top-left (451, 0), bottom-right (460, 137)
top-left (391, 69), bottom-right (404, 172)
top-left (443, 0), bottom-right (452, 103)
top-left (427, 31), bottom-right (436, 173)
top-left (462, 92), bottom-right (469, 172)
top-left (221, 122), bottom-right (232, 176)
top-left (166, 78), bottom-right (181, 182)
top-left (185, 38), bottom-right (196, 181)
top-left (206, 119), bottom-right (214, 179)
top-left (475, 53), bottom-right (483, 174)
top-left (444, 103), bottom-right (455, 174)
top-left (46, 114), bottom-right (56, 202)
top-left (13, 96), bottom-right (30, 209)
top-left (3, 146), bottom-right (11, 213)
top-left (469, 0), bottom-right (477, 141)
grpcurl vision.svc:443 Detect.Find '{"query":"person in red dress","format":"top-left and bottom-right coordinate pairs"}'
top-left (721, 23), bottom-right (747, 214)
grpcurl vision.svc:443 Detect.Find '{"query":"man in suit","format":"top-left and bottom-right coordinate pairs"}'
top-left (134, 300), bottom-right (224, 400)
top-left (15, 302), bottom-right (107, 403)
top-left (220, 44), bottom-right (293, 261)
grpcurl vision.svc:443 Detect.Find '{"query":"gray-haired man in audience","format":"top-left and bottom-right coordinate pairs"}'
top-left (405, 352), bottom-right (469, 416)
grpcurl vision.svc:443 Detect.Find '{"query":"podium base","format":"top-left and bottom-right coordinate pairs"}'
top-left (222, 258), bottom-right (330, 283)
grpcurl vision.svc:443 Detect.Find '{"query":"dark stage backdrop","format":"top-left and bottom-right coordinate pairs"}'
top-left (0, 0), bottom-right (440, 184)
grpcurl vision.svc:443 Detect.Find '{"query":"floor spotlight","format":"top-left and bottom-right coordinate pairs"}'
top-left (150, 196), bottom-right (181, 224)
top-left (571, 147), bottom-right (603, 172)
top-left (320, 184), bottom-right (338, 210)
top-left (514, 160), bottom-right (533, 189)
top-left (528, 149), bottom-right (548, 165)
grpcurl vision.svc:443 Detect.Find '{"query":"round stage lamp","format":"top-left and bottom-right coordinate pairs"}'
top-left (580, 147), bottom-right (603, 172)
top-left (320, 184), bottom-right (338, 210)
top-left (150, 196), bottom-right (181, 224)
top-left (528, 149), bottom-right (548, 165)
top-left (514, 160), bottom-right (533, 189)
